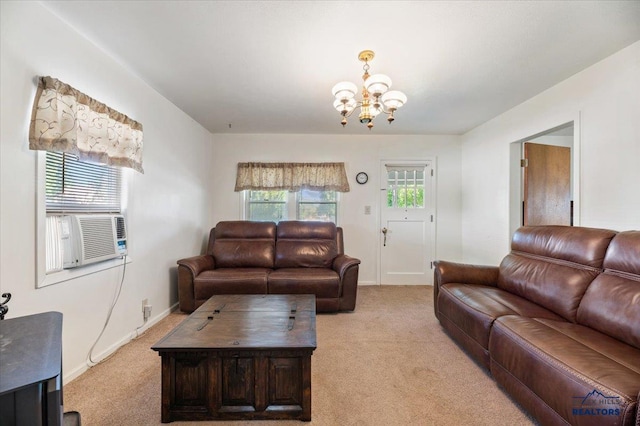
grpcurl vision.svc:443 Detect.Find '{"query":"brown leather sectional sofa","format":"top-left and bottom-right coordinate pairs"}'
top-left (177, 220), bottom-right (361, 313)
top-left (434, 226), bottom-right (640, 426)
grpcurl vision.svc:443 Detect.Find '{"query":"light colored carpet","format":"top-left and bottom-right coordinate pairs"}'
top-left (64, 286), bottom-right (536, 425)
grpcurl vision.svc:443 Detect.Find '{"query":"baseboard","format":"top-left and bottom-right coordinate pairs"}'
top-left (63, 302), bottom-right (179, 384)
top-left (130, 302), bottom-right (179, 339)
top-left (358, 280), bottom-right (378, 286)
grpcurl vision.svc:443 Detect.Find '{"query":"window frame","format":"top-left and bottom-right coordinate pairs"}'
top-left (36, 152), bottom-right (131, 289)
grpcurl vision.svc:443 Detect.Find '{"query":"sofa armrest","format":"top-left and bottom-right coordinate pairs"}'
top-left (333, 254), bottom-right (361, 277)
top-left (177, 255), bottom-right (215, 313)
top-left (333, 254), bottom-right (361, 311)
top-left (178, 254), bottom-right (215, 276)
top-left (434, 260), bottom-right (499, 287)
top-left (433, 260), bottom-right (499, 319)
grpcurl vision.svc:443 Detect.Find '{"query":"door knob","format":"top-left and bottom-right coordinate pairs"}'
top-left (381, 227), bottom-right (388, 246)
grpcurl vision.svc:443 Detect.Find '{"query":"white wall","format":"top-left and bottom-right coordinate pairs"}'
top-left (9, 0), bottom-right (635, 387)
top-left (210, 134), bottom-right (462, 284)
top-left (461, 41), bottom-right (640, 265)
top-left (0, 2), bottom-right (213, 382)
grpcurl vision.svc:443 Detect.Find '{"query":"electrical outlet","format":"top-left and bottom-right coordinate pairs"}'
top-left (142, 299), bottom-right (151, 321)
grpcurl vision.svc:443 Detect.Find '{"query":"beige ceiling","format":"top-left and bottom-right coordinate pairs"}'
top-left (42, 1), bottom-right (640, 135)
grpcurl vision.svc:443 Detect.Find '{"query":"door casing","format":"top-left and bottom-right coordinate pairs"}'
top-left (509, 117), bottom-right (581, 238)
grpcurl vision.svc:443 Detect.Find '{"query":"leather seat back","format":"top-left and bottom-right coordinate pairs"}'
top-left (275, 221), bottom-right (338, 268)
top-left (211, 221), bottom-right (276, 268)
top-left (577, 230), bottom-right (640, 349)
top-left (498, 226), bottom-right (617, 322)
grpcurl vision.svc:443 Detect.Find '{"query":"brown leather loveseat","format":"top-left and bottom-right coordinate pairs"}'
top-left (434, 226), bottom-right (640, 426)
top-left (177, 220), bottom-right (361, 313)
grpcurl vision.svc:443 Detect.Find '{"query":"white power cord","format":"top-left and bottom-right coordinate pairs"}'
top-left (134, 315), bottom-right (148, 339)
top-left (87, 255), bottom-right (127, 366)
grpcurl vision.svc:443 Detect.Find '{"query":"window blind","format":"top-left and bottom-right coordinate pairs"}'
top-left (46, 152), bottom-right (121, 213)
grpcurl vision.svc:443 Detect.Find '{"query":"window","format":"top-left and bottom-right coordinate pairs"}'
top-left (244, 189), bottom-right (338, 223)
top-left (40, 152), bottom-right (124, 280)
top-left (247, 190), bottom-right (288, 221)
top-left (386, 167), bottom-right (425, 209)
top-left (297, 189), bottom-right (337, 222)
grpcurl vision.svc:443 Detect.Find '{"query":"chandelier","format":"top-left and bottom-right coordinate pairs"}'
top-left (332, 50), bottom-right (407, 129)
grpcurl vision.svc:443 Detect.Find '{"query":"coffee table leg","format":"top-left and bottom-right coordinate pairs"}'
top-left (160, 355), bottom-right (171, 423)
top-left (301, 354), bottom-right (312, 421)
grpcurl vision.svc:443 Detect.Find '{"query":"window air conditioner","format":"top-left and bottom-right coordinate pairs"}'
top-left (60, 214), bottom-right (128, 269)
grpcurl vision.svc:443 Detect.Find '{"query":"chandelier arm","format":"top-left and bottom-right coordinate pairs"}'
top-left (372, 98), bottom-right (395, 116)
top-left (343, 101), bottom-right (363, 118)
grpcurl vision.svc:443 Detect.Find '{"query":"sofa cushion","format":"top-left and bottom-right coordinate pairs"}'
top-left (194, 268), bottom-right (269, 300)
top-left (490, 315), bottom-right (640, 426)
top-left (275, 221), bottom-right (338, 268)
top-left (497, 226), bottom-right (617, 322)
top-left (212, 221), bottom-right (276, 268)
top-left (577, 231), bottom-right (640, 349)
top-left (509, 225), bottom-right (616, 267)
top-left (268, 268), bottom-right (340, 298)
top-left (437, 283), bottom-right (564, 367)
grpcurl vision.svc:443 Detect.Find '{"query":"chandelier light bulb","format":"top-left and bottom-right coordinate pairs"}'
top-left (381, 90), bottom-right (407, 110)
top-left (332, 81), bottom-right (358, 101)
top-left (370, 101), bottom-right (383, 117)
top-left (333, 98), bottom-right (356, 113)
top-left (364, 74), bottom-right (392, 97)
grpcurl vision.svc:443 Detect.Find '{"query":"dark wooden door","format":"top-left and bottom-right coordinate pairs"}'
top-left (523, 142), bottom-right (571, 226)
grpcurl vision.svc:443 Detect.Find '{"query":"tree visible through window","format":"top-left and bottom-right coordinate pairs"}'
top-left (386, 168), bottom-right (425, 208)
top-left (297, 189), bottom-right (337, 222)
top-left (245, 189), bottom-right (338, 223)
top-left (247, 190), bottom-right (288, 221)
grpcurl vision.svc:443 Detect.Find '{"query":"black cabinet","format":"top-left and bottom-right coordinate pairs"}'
top-left (0, 312), bottom-right (64, 426)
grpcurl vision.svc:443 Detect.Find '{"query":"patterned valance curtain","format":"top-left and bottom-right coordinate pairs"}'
top-left (29, 76), bottom-right (144, 173)
top-left (235, 162), bottom-right (350, 192)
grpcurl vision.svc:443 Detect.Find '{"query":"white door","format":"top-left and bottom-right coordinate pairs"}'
top-left (380, 160), bottom-right (435, 285)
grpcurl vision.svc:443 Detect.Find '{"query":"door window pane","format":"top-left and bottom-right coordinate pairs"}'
top-left (386, 168), bottom-right (425, 208)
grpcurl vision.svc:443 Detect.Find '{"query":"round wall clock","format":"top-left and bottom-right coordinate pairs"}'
top-left (356, 172), bottom-right (368, 185)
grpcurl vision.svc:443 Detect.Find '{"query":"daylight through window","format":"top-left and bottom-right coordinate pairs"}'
top-left (245, 189), bottom-right (338, 223)
top-left (46, 152), bottom-right (121, 213)
top-left (386, 166), bottom-right (425, 208)
top-left (44, 152), bottom-right (123, 274)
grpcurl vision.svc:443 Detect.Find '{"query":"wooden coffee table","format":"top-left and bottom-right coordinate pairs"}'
top-left (152, 294), bottom-right (316, 423)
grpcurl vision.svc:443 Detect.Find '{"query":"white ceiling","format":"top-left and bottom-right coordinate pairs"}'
top-left (42, 1), bottom-right (640, 135)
